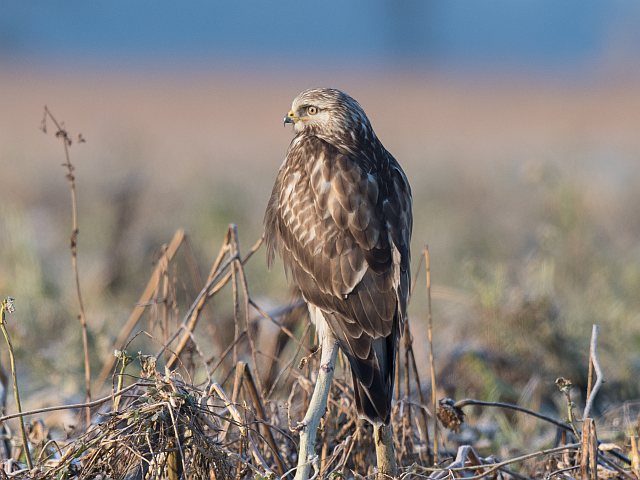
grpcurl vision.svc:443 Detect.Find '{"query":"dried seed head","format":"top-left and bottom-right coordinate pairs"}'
top-left (2, 297), bottom-right (15, 314)
top-left (437, 397), bottom-right (465, 432)
top-left (139, 354), bottom-right (158, 378)
top-left (555, 377), bottom-right (573, 393)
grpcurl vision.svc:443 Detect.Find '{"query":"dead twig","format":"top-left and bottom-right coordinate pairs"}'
top-left (419, 443), bottom-right (581, 479)
top-left (580, 418), bottom-right (598, 480)
top-left (424, 246), bottom-right (439, 463)
top-left (0, 382), bottom-right (144, 424)
top-left (453, 398), bottom-right (573, 432)
top-left (42, 106), bottom-right (92, 426)
top-left (229, 225), bottom-right (264, 395)
top-left (0, 298), bottom-right (33, 469)
top-left (241, 362), bottom-right (287, 475)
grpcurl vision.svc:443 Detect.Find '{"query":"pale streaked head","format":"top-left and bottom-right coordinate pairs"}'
top-left (284, 88), bottom-right (373, 140)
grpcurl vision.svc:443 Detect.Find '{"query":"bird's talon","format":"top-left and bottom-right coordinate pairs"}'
top-left (320, 363), bottom-right (334, 373)
top-left (292, 421), bottom-right (307, 433)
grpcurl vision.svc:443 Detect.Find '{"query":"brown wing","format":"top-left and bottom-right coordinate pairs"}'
top-left (265, 135), bottom-right (412, 422)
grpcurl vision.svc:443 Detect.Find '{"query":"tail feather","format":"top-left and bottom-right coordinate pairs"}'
top-left (347, 331), bottom-right (397, 425)
top-left (320, 309), bottom-right (400, 425)
top-left (352, 370), bottom-right (393, 424)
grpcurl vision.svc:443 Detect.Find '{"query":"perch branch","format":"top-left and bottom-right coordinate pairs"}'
top-left (294, 331), bottom-right (339, 480)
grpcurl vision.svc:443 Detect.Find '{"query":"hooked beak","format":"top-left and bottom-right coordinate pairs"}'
top-left (283, 110), bottom-right (296, 126)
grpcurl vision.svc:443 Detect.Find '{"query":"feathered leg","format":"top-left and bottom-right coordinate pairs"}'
top-left (294, 329), bottom-right (339, 480)
top-left (374, 422), bottom-right (397, 478)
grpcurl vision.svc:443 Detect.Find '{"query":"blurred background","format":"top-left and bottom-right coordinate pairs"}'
top-left (1, 0), bottom-right (640, 445)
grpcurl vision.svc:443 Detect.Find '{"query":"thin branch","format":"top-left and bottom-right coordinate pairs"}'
top-left (0, 298), bottom-right (33, 469)
top-left (424, 246), bottom-right (439, 462)
top-left (419, 443), bottom-right (580, 480)
top-left (294, 331), bottom-right (339, 480)
top-left (454, 398), bottom-right (572, 432)
top-left (241, 362), bottom-right (287, 475)
top-left (449, 443), bottom-right (580, 480)
top-left (229, 225), bottom-right (263, 394)
top-left (208, 331), bottom-right (247, 374)
top-left (0, 382), bottom-right (145, 424)
top-left (43, 106), bottom-right (92, 425)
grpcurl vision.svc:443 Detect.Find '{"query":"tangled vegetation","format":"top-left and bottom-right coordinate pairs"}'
top-left (1, 104), bottom-right (639, 479)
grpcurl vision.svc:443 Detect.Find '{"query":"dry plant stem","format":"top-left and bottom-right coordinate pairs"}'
top-left (0, 382), bottom-right (143, 424)
top-left (161, 249), bottom-right (237, 361)
top-left (220, 365), bottom-right (245, 442)
top-left (630, 434), bottom-right (640, 478)
top-left (424, 246), bottom-right (439, 462)
top-left (427, 445), bottom-right (480, 480)
top-left (163, 230), bottom-right (264, 372)
top-left (229, 233), bottom-right (241, 367)
top-left (113, 353), bottom-right (132, 411)
top-left (160, 264), bottom-right (171, 345)
top-left (374, 422), bottom-right (398, 479)
top-left (561, 385), bottom-right (580, 438)
top-left (241, 362), bottom-right (286, 475)
top-left (582, 324), bottom-right (602, 420)
top-left (266, 321), bottom-right (312, 399)
top-left (208, 331), bottom-right (247, 374)
top-left (454, 398), bottom-right (572, 432)
top-left (580, 418), bottom-right (598, 480)
top-left (210, 382), bottom-right (273, 473)
top-left (209, 382), bottom-right (245, 436)
top-left (229, 225), bottom-right (263, 394)
top-left (249, 298), bottom-right (308, 350)
top-left (165, 231), bottom-right (229, 370)
top-left (0, 361), bottom-right (8, 415)
top-left (407, 340), bottom-right (432, 463)
top-left (402, 321), bottom-right (411, 415)
top-left (164, 232), bottom-right (283, 384)
top-left (401, 316), bottom-right (432, 464)
top-left (43, 107), bottom-right (92, 425)
top-left (294, 333), bottom-right (339, 480)
top-left (95, 229), bottom-right (185, 388)
top-left (0, 357), bottom-right (10, 460)
top-left (427, 443), bottom-right (581, 480)
top-left (0, 301), bottom-right (33, 469)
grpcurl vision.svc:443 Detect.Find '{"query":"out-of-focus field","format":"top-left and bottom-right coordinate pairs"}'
top-left (1, 66), bottom-right (639, 450)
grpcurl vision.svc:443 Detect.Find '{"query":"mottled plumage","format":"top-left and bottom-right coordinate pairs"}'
top-left (265, 88), bottom-right (412, 424)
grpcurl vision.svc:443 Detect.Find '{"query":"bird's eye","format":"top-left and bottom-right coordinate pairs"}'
top-left (307, 106), bottom-right (318, 115)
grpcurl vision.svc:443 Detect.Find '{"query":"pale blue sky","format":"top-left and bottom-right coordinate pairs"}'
top-left (2, 0), bottom-right (640, 71)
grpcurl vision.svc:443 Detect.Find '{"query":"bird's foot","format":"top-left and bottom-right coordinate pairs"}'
top-left (320, 362), bottom-right (334, 373)
top-left (298, 345), bottom-right (319, 369)
top-left (292, 421), bottom-right (307, 433)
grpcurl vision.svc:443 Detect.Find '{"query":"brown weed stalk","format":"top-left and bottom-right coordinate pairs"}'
top-left (0, 298), bottom-right (33, 469)
top-left (41, 107), bottom-right (92, 426)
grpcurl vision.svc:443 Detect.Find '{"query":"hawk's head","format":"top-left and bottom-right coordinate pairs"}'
top-left (284, 88), bottom-right (374, 142)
